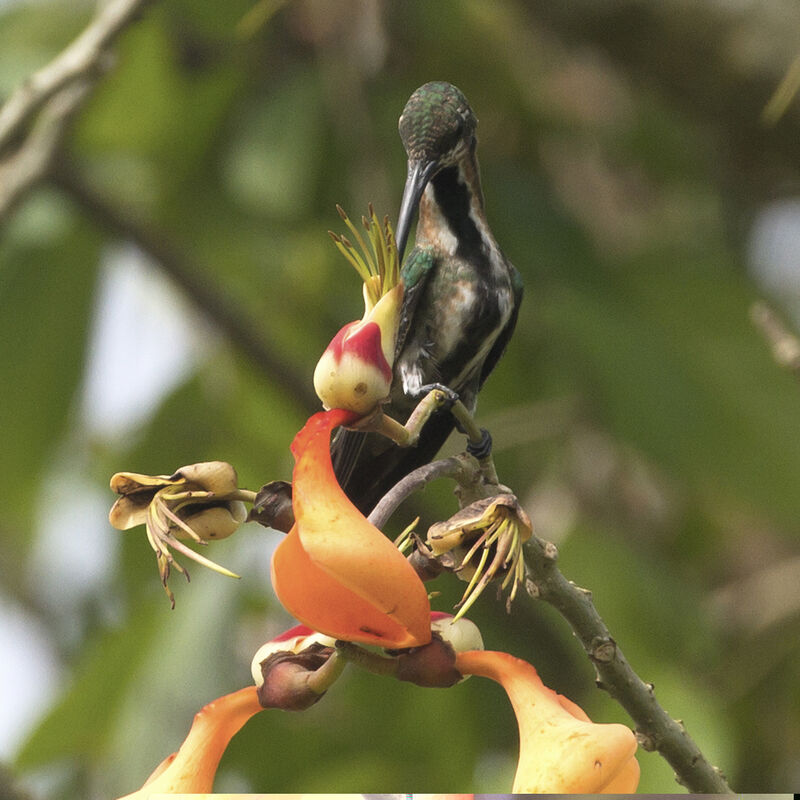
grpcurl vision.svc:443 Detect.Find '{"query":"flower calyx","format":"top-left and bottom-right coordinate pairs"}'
top-left (109, 461), bottom-right (247, 607)
top-left (250, 624), bottom-right (342, 711)
top-left (249, 479), bottom-right (294, 533)
top-left (335, 612), bottom-right (484, 688)
top-left (393, 613), bottom-right (485, 687)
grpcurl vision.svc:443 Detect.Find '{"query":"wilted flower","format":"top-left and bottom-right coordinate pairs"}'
top-left (426, 494), bottom-right (532, 619)
top-left (115, 686), bottom-right (263, 798)
top-left (455, 650), bottom-right (640, 793)
top-left (249, 479), bottom-right (295, 533)
top-left (109, 461), bottom-right (247, 606)
top-left (313, 206), bottom-right (404, 416)
top-left (271, 408), bottom-right (432, 649)
top-left (250, 623), bottom-right (342, 711)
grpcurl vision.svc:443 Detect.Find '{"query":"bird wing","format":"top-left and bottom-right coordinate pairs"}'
top-left (395, 246), bottom-right (436, 360)
top-left (478, 261), bottom-right (523, 388)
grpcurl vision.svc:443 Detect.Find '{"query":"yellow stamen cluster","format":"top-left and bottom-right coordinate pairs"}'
top-left (328, 204), bottom-right (400, 309)
top-left (426, 495), bottom-right (532, 620)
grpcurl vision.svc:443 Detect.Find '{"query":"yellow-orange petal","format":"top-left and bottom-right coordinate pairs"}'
top-left (271, 409), bottom-right (431, 648)
top-left (115, 686), bottom-right (262, 799)
top-left (455, 650), bottom-right (639, 794)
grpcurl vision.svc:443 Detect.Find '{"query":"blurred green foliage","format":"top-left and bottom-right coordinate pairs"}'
top-left (2, 0), bottom-right (800, 796)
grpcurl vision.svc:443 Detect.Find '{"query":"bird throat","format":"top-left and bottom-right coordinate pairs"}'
top-left (418, 159), bottom-right (493, 260)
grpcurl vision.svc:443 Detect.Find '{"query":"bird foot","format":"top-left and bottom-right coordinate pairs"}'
top-left (413, 382), bottom-right (460, 409)
top-left (466, 427), bottom-right (493, 460)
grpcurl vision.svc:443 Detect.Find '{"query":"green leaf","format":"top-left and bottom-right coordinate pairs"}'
top-left (15, 600), bottom-right (159, 768)
top-left (0, 202), bottom-right (100, 541)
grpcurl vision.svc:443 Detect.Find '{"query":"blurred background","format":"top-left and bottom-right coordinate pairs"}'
top-left (2, 0), bottom-right (800, 796)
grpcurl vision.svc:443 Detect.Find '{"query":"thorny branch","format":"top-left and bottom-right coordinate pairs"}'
top-left (377, 451), bottom-right (733, 793)
top-left (522, 537), bottom-right (732, 793)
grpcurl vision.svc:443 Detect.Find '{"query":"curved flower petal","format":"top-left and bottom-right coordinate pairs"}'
top-left (455, 650), bottom-right (640, 793)
top-left (116, 686), bottom-right (262, 798)
top-left (271, 409), bottom-right (431, 649)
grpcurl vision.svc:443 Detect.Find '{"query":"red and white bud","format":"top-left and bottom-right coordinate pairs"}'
top-left (313, 283), bottom-right (403, 415)
top-left (250, 624), bottom-right (335, 687)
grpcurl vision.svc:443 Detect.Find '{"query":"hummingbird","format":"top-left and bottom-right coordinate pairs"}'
top-left (333, 81), bottom-right (523, 515)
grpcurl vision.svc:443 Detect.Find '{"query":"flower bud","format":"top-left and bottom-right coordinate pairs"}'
top-left (250, 624), bottom-right (335, 687)
top-left (313, 283), bottom-right (403, 415)
top-left (173, 461), bottom-right (240, 495)
top-left (182, 502), bottom-right (247, 540)
top-left (251, 624), bottom-right (339, 711)
top-left (430, 612), bottom-right (484, 653)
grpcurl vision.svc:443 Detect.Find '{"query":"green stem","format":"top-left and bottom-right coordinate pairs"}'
top-left (306, 650), bottom-right (347, 694)
top-left (230, 488), bottom-right (258, 504)
top-left (335, 641), bottom-right (399, 677)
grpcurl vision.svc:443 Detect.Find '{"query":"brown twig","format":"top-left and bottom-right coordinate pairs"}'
top-left (367, 454), bottom-right (480, 530)
top-left (0, 0), bottom-right (155, 155)
top-left (375, 449), bottom-right (733, 793)
top-left (0, 80), bottom-right (95, 218)
top-left (522, 536), bottom-right (732, 793)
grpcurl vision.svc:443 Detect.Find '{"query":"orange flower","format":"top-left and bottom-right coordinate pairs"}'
top-left (456, 650), bottom-right (640, 793)
top-left (116, 686), bottom-right (262, 798)
top-left (271, 408), bottom-right (431, 649)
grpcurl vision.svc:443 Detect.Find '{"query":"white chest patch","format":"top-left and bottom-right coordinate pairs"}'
top-left (422, 184), bottom-right (458, 255)
top-left (400, 362), bottom-right (424, 396)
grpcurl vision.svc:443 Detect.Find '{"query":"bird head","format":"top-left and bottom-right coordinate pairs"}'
top-left (395, 81), bottom-right (477, 259)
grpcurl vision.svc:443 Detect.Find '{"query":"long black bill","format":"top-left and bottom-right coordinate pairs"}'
top-left (394, 158), bottom-right (439, 263)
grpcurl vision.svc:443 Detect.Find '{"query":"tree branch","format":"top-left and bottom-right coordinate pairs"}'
top-left (367, 454), bottom-right (477, 530)
top-left (0, 0), bottom-right (154, 155)
top-left (0, 79), bottom-right (95, 218)
top-left (375, 449), bottom-right (733, 793)
top-left (522, 536), bottom-right (732, 792)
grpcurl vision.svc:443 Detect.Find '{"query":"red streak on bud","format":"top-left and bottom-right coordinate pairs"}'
top-left (328, 321), bottom-right (392, 384)
top-left (271, 624), bottom-right (316, 643)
